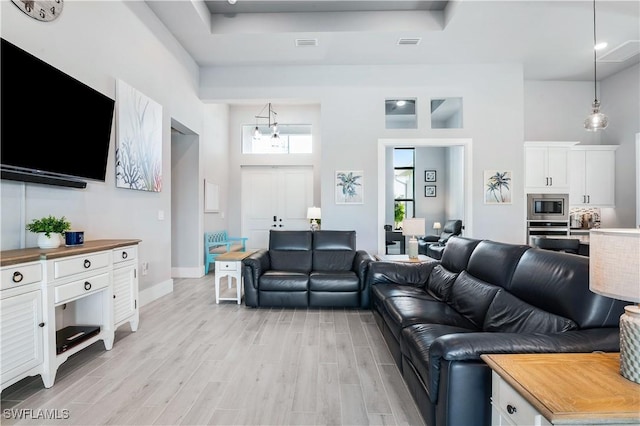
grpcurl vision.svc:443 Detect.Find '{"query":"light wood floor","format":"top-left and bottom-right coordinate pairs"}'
top-left (1, 275), bottom-right (424, 425)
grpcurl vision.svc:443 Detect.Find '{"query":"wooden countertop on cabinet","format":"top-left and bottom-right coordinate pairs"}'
top-left (1, 239), bottom-right (142, 266)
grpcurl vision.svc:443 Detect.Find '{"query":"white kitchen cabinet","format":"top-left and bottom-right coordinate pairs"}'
top-left (112, 245), bottom-right (139, 332)
top-left (569, 145), bottom-right (617, 207)
top-left (0, 262), bottom-right (44, 391)
top-left (524, 142), bottom-right (578, 192)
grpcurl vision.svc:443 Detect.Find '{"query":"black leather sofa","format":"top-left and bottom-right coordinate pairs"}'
top-left (243, 230), bottom-right (374, 308)
top-left (368, 236), bottom-right (625, 426)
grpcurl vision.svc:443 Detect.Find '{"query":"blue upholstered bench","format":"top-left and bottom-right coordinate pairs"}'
top-left (204, 230), bottom-right (247, 274)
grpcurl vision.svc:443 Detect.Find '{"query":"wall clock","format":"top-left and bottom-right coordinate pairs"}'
top-left (11, 0), bottom-right (63, 22)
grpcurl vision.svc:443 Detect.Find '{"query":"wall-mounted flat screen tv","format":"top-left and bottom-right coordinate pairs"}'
top-left (1, 38), bottom-right (115, 187)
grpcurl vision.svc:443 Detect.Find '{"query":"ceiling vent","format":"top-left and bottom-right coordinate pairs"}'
top-left (598, 40), bottom-right (640, 63)
top-left (397, 38), bottom-right (421, 46)
top-left (295, 38), bottom-right (318, 47)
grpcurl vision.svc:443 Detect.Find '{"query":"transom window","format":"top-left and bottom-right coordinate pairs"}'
top-left (241, 124), bottom-right (312, 154)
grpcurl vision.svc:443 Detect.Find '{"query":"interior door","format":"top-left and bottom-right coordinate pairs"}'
top-left (241, 166), bottom-right (313, 249)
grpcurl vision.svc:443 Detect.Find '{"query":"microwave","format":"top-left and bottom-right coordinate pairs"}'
top-left (527, 193), bottom-right (569, 221)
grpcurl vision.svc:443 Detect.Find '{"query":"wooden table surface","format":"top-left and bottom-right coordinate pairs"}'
top-left (374, 254), bottom-right (433, 263)
top-left (1, 239), bottom-right (142, 267)
top-left (481, 352), bottom-right (640, 424)
top-left (216, 251), bottom-right (255, 262)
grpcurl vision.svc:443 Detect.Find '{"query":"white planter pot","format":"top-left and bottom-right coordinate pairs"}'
top-left (37, 233), bottom-right (61, 249)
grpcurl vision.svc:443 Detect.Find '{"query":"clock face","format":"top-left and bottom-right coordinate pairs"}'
top-left (11, 0), bottom-right (64, 22)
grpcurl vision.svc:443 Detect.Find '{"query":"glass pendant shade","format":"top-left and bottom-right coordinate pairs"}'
top-left (584, 100), bottom-right (609, 131)
top-left (253, 126), bottom-right (261, 138)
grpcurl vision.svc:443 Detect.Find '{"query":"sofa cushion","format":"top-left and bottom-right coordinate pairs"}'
top-left (440, 237), bottom-right (481, 273)
top-left (259, 271), bottom-right (309, 291)
top-left (372, 284), bottom-right (436, 303)
top-left (401, 323), bottom-right (476, 404)
top-left (312, 230), bottom-right (355, 250)
top-left (310, 271), bottom-right (359, 291)
top-left (384, 297), bottom-right (477, 339)
top-left (483, 289), bottom-right (578, 333)
top-left (426, 265), bottom-right (459, 302)
top-left (313, 251), bottom-right (356, 271)
top-left (270, 251), bottom-right (312, 273)
top-left (449, 271), bottom-right (500, 329)
top-left (466, 240), bottom-right (529, 289)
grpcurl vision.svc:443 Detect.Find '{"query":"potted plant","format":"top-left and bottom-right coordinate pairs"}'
top-left (26, 215), bottom-right (71, 249)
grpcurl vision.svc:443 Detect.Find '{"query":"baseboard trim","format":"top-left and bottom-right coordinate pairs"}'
top-left (139, 279), bottom-right (174, 307)
top-left (171, 266), bottom-right (204, 278)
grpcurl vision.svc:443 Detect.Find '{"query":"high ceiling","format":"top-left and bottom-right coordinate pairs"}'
top-left (145, 0), bottom-right (640, 81)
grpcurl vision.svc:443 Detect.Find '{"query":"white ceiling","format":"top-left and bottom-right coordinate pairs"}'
top-left (145, 0), bottom-right (640, 81)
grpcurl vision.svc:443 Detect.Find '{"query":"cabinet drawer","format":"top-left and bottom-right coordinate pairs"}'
top-left (113, 246), bottom-right (137, 265)
top-left (216, 261), bottom-right (238, 272)
top-left (495, 374), bottom-right (541, 426)
top-left (1, 262), bottom-right (42, 291)
top-left (53, 252), bottom-right (110, 279)
top-left (54, 273), bottom-right (110, 304)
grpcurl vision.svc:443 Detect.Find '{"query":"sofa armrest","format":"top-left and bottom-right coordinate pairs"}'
top-left (367, 259), bottom-right (438, 287)
top-left (353, 250), bottom-right (375, 308)
top-left (242, 249), bottom-right (270, 307)
top-left (423, 328), bottom-right (620, 406)
top-left (431, 328), bottom-right (620, 364)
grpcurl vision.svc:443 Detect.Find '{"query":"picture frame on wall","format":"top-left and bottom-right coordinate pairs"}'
top-left (425, 170), bottom-right (436, 182)
top-left (335, 170), bottom-right (364, 204)
top-left (484, 170), bottom-right (512, 204)
top-left (425, 185), bottom-right (436, 197)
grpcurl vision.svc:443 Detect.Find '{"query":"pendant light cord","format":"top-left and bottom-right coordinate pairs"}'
top-left (593, 0), bottom-right (598, 103)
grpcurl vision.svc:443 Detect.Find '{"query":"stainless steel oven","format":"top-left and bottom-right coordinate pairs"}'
top-left (527, 193), bottom-right (569, 221)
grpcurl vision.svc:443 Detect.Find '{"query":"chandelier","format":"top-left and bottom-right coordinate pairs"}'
top-left (253, 103), bottom-right (281, 145)
top-left (584, 0), bottom-right (608, 131)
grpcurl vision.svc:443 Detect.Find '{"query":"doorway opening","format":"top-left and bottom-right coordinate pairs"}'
top-left (377, 138), bottom-right (473, 255)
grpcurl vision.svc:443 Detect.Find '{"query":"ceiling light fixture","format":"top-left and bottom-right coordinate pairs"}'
top-left (584, 0), bottom-right (609, 132)
top-left (253, 103), bottom-right (283, 147)
top-left (227, 0), bottom-right (237, 4)
top-left (396, 100), bottom-right (407, 107)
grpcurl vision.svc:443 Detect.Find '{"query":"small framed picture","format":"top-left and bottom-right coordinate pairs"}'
top-left (425, 170), bottom-right (436, 182)
top-left (425, 185), bottom-right (436, 197)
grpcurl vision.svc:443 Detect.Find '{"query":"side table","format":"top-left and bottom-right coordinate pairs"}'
top-left (374, 254), bottom-right (433, 263)
top-left (214, 251), bottom-right (253, 304)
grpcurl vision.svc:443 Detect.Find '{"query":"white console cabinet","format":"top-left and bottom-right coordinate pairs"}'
top-left (0, 261), bottom-right (45, 390)
top-left (568, 145), bottom-right (617, 207)
top-left (112, 245), bottom-right (139, 332)
top-left (0, 239), bottom-right (140, 391)
top-left (524, 141), bottom-right (578, 193)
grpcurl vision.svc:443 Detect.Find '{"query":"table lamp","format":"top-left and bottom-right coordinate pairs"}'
top-left (433, 222), bottom-right (442, 236)
top-left (589, 228), bottom-right (640, 384)
top-left (307, 207), bottom-right (321, 231)
top-left (402, 218), bottom-right (425, 259)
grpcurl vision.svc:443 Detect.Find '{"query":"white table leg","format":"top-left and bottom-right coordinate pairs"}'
top-left (215, 272), bottom-right (221, 304)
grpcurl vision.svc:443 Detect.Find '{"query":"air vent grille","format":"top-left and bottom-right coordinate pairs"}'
top-left (398, 38), bottom-right (421, 46)
top-left (295, 38), bottom-right (318, 47)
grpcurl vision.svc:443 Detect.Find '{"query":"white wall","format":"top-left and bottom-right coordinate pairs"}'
top-left (446, 145), bottom-right (465, 227)
top-left (0, 1), bottom-right (213, 299)
top-left (415, 147), bottom-right (447, 232)
top-left (201, 63), bottom-right (526, 252)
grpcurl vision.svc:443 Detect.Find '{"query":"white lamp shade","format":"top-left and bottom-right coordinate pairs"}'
top-left (307, 207), bottom-right (321, 220)
top-left (589, 229), bottom-right (640, 303)
top-left (402, 218), bottom-right (425, 237)
top-left (433, 222), bottom-right (442, 230)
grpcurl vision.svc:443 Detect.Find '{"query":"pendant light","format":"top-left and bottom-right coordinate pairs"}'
top-left (253, 103), bottom-right (279, 138)
top-left (584, 0), bottom-right (608, 131)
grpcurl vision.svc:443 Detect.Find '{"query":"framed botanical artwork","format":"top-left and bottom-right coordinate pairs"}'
top-left (116, 80), bottom-right (163, 192)
top-left (425, 170), bottom-right (436, 182)
top-left (335, 170), bottom-right (363, 204)
top-left (425, 185), bottom-right (436, 197)
top-left (484, 170), bottom-right (512, 204)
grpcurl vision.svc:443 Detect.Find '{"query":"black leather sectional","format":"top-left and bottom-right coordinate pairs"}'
top-left (368, 236), bottom-right (625, 426)
top-left (243, 230), bottom-right (374, 308)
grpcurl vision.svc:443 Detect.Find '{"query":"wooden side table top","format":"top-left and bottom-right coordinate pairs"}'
top-left (481, 352), bottom-right (640, 424)
top-left (374, 254), bottom-right (433, 263)
top-left (215, 251), bottom-right (255, 262)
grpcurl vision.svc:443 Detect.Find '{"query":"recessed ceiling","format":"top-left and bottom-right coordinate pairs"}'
top-left (144, 0), bottom-right (640, 81)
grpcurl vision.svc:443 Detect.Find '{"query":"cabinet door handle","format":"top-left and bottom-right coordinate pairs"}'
top-left (506, 404), bottom-right (517, 414)
top-left (545, 177), bottom-right (549, 186)
top-left (12, 271), bottom-right (23, 283)
top-left (83, 259), bottom-right (91, 268)
top-left (84, 281), bottom-right (92, 291)
top-left (38, 322), bottom-right (45, 328)
top-left (122, 251), bottom-right (128, 259)
top-left (549, 177), bottom-right (552, 186)
top-left (587, 195), bottom-right (590, 203)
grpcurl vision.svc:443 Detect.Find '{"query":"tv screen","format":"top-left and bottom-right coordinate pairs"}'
top-left (1, 38), bottom-right (115, 183)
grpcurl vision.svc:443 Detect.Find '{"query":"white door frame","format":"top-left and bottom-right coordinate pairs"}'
top-left (377, 138), bottom-right (473, 255)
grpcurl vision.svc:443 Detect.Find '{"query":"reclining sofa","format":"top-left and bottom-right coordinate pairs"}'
top-left (243, 230), bottom-right (374, 308)
top-left (368, 236), bottom-right (625, 426)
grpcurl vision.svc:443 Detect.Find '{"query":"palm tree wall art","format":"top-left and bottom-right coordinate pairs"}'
top-left (335, 171), bottom-right (363, 204)
top-left (484, 170), bottom-right (512, 204)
